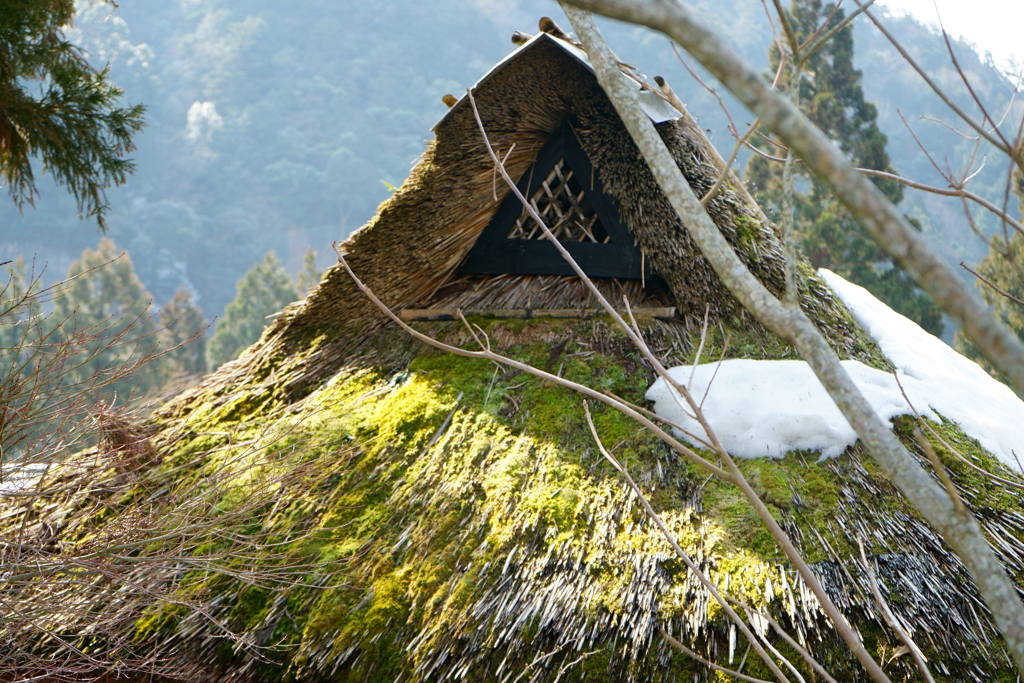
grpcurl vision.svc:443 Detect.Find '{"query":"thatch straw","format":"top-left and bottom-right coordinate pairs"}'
top-left (6, 29), bottom-right (1021, 683)
top-left (163, 35), bottom-right (873, 412)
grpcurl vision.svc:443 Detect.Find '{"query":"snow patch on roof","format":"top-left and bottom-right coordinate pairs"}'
top-left (645, 359), bottom-right (933, 459)
top-left (645, 271), bottom-right (1024, 464)
top-left (820, 268), bottom-right (1024, 467)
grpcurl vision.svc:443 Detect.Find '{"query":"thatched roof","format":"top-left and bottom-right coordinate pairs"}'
top-left (174, 27), bottom-right (879, 409)
top-left (6, 22), bottom-right (1024, 683)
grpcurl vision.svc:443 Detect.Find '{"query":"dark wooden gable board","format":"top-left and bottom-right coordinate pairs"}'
top-left (460, 121), bottom-right (646, 279)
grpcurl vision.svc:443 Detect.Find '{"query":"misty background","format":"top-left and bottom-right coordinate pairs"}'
top-left (2, 0), bottom-right (1018, 334)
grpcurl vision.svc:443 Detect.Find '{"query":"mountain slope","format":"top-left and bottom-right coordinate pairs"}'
top-left (0, 0), bottom-right (1015, 323)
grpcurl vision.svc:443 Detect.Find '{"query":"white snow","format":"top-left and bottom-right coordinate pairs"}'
top-left (645, 359), bottom-right (933, 459)
top-left (644, 271), bottom-right (1024, 465)
top-left (0, 462), bottom-right (47, 493)
top-left (820, 269), bottom-right (1024, 467)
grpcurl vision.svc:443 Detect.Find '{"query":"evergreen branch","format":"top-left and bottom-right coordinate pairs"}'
top-left (0, 1), bottom-right (146, 229)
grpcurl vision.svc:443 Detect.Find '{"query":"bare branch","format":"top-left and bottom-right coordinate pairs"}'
top-left (854, 168), bottom-right (1024, 237)
top-left (892, 370), bottom-right (1024, 492)
top-left (853, 0), bottom-right (1019, 163)
top-left (701, 118), bottom-right (760, 207)
top-left (567, 7), bottom-right (906, 681)
top-left (858, 538), bottom-right (937, 683)
top-left (799, 0), bottom-right (876, 61)
top-left (960, 261), bottom-right (1024, 308)
top-left (756, 607), bottom-right (841, 683)
top-left (914, 427), bottom-right (966, 515)
top-left (935, 15), bottom-right (1014, 154)
top-left (781, 146), bottom-right (798, 303)
top-left (920, 114), bottom-right (980, 140)
top-left (770, 0), bottom-right (800, 59)
top-left (582, 402), bottom-right (794, 682)
top-left (660, 627), bottom-right (777, 683)
top-left (559, 2), bottom-right (1024, 676)
top-left (898, 110), bottom-right (959, 182)
top-left (580, 0), bottom-right (1024, 396)
top-left (334, 249), bottom-right (730, 478)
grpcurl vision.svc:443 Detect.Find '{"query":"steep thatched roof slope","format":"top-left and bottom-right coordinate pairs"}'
top-left (165, 32), bottom-right (874, 412)
top-left (7, 25), bottom-right (1024, 683)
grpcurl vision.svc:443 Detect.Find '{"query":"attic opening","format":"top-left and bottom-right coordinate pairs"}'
top-left (399, 119), bottom-right (673, 320)
top-left (506, 158), bottom-right (609, 243)
top-left (460, 120), bottom-right (647, 280)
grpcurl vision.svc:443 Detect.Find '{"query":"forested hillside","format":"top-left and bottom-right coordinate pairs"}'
top-left (1, 0), bottom-right (1017, 326)
top-left (7, 2), bottom-right (1024, 679)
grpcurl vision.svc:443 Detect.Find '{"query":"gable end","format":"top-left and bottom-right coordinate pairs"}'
top-left (460, 120), bottom-right (646, 279)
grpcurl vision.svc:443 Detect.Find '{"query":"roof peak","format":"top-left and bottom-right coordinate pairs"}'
top-left (434, 28), bottom-right (681, 132)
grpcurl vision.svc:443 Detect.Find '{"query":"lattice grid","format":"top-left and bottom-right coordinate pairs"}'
top-left (506, 159), bottom-right (610, 243)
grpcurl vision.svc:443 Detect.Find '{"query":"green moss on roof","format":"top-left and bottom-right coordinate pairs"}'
top-left (96, 318), bottom-right (1013, 681)
top-left (4, 27), bottom-right (1020, 681)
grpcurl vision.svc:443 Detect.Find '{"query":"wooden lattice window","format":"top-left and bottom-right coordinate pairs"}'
top-left (461, 121), bottom-right (645, 279)
top-left (506, 158), bottom-right (609, 243)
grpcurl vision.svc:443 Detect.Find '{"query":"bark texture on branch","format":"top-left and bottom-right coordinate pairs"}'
top-left (559, 1), bottom-right (1024, 674)
top-left (558, 0), bottom-right (1024, 399)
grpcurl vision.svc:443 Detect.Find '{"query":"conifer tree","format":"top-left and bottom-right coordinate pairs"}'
top-left (957, 172), bottom-right (1024, 378)
top-left (158, 287), bottom-right (208, 377)
top-left (52, 238), bottom-right (159, 401)
top-left (745, 0), bottom-right (943, 335)
top-left (206, 251), bottom-right (298, 369)
top-left (296, 248), bottom-right (322, 295)
top-left (0, 0), bottom-right (145, 228)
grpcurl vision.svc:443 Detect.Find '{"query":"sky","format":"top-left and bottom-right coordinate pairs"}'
top-left (881, 0), bottom-right (1023, 75)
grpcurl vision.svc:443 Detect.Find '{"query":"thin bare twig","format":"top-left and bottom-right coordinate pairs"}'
top-left (660, 627), bottom-right (777, 683)
top-left (673, 42), bottom-right (739, 132)
top-left (800, 0), bottom-right (876, 60)
top-left (698, 53), bottom-right (786, 209)
top-left (961, 261), bottom-right (1024, 308)
top-left (334, 249), bottom-right (727, 477)
top-left (858, 537), bottom-right (937, 683)
top-left (782, 145), bottom-right (798, 302)
top-left (756, 607), bottom-right (840, 683)
top-left (745, 140), bottom-right (795, 162)
top-left (854, 167), bottom-right (1024, 237)
top-left (914, 427), bottom-right (966, 515)
top-left (688, 304), bottom-right (711, 388)
top-left (892, 371), bottom-right (1024, 492)
top-left (583, 403), bottom-right (792, 683)
top-left (935, 14), bottom-right (1013, 154)
top-left (701, 118), bottom-right (760, 207)
top-left (920, 114), bottom-right (979, 140)
top-left (770, 0), bottom-right (800, 58)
